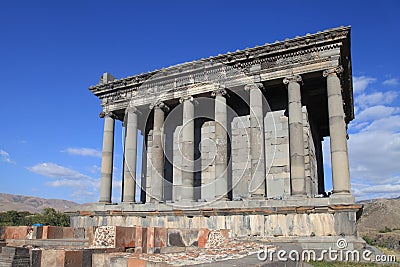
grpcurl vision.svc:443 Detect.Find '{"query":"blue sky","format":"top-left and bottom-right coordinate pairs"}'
top-left (0, 1), bottom-right (399, 203)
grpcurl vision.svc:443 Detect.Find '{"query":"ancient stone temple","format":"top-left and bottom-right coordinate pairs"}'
top-left (70, 26), bottom-right (361, 244)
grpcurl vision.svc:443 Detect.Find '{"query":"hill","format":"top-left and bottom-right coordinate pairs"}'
top-left (358, 197), bottom-right (400, 232)
top-left (357, 196), bottom-right (400, 251)
top-left (0, 193), bottom-right (78, 213)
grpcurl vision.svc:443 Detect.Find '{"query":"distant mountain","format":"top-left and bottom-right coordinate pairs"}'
top-left (358, 197), bottom-right (400, 232)
top-left (0, 193), bottom-right (79, 213)
top-left (357, 196), bottom-right (400, 251)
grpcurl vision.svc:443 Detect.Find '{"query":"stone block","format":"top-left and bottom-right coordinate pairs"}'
top-left (86, 226), bottom-right (97, 244)
top-left (154, 227), bottom-right (167, 252)
top-left (128, 258), bottom-right (147, 267)
top-left (74, 227), bottom-right (85, 239)
top-left (110, 257), bottom-right (128, 267)
top-left (63, 227), bottom-right (74, 239)
top-left (267, 179), bottom-right (285, 198)
top-left (92, 226), bottom-right (115, 248)
top-left (41, 249), bottom-right (64, 267)
top-left (0, 226), bottom-right (5, 240)
top-left (92, 253), bottom-right (112, 267)
top-left (4, 226), bottom-right (33, 240)
top-left (197, 228), bottom-right (210, 248)
top-left (31, 249), bottom-right (42, 267)
top-left (115, 226), bottom-right (136, 248)
top-left (64, 250), bottom-right (83, 267)
top-left (167, 229), bottom-right (185, 247)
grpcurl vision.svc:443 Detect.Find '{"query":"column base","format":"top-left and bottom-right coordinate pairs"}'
top-left (288, 194), bottom-right (308, 201)
top-left (250, 194), bottom-right (265, 199)
top-left (329, 193), bottom-right (355, 204)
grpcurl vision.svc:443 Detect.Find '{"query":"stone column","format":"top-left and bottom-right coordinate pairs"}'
top-left (283, 75), bottom-right (306, 196)
top-left (122, 106), bottom-right (139, 203)
top-left (179, 96), bottom-right (195, 201)
top-left (99, 111), bottom-right (115, 203)
top-left (211, 88), bottom-right (228, 200)
top-left (323, 66), bottom-right (351, 194)
top-left (149, 101), bottom-right (169, 202)
top-left (245, 83), bottom-right (266, 198)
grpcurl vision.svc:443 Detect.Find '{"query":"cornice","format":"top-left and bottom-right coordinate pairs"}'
top-left (89, 26), bottom-right (350, 95)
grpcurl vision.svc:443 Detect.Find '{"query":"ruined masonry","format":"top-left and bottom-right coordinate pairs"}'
top-left (69, 26), bottom-right (362, 244)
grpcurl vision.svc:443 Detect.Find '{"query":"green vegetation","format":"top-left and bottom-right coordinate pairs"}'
top-left (379, 226), bottom-right (393, 233)
top-left (0, 208), bottom-right (69, 226)
top-left (362, 235), bottom-right (376, 246)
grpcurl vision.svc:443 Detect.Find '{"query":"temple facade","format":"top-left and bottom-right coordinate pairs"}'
top-left (70, 26), bottom-right (361, 242)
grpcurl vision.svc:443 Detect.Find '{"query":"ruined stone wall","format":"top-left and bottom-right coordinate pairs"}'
top-left (172, 126), bottom-right (183, 202)
top-left (200, 121), bottom-right (216, 201)
top-left (231, 116), bottom-right (251, 199)
top-left (229, 107), bottom-right (319, 199)
top-left (145, 130), bottom-right (153, 203)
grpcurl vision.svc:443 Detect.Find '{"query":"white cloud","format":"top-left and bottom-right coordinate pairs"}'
top-left (88, 164), bottom-right (101, 174)
top-left (63, 147), bottom-right (101, 158)
top-left (0, 149), bottom-right (15, 164)
top-left (29, 162), bottom-right (89, 179)
top-left (29, 162), bottom-right (101, 203)
top-left (383, 78), bottom-right (399, 86)
top-left (355, 105), bottom-right (399, 122)
top-left (348, 130), bottom-right (400, 183)
top-left (356, 91), bottom-right (398, 109)
top-left (352, 181), bottom-right (400, 200)
top-left (47, 177), bottom-right (100, 203)
top-left (353, 76), bottom-right (376, 94)
top-left (362, 115), bottom-right (400, 132)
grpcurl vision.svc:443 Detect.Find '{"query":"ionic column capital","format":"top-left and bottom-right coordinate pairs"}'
top-left (99, 110), bottom-right (116, 119)
top-left (179, 95), bottom-right (194, 103)
top-left (211, 88), bottom-right (227, 97)
top-left (149, 100), bottom-right (170, 112)
top-left (283, 74), bottom-right (302, 85)
top-left (323, 65), bottom-right (344, 78)
top-left (244, 82), bottom-right (264, 92)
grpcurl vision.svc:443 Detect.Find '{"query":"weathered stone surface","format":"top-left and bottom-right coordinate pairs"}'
top-left (92, 226), bottom-right (115, 248)
top-left (31, 249), bottom-right (42, 267)
top-left (195, 230), bottom-right (207, 249)
top-left (40, 249), bottom-right (64, 267)
top-left (2, 226), bottom-right (33, 240)
top-left (115, 226), bottom-right (136, 249)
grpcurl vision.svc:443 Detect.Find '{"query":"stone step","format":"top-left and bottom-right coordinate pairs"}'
top-left (6, 238), bottom-right (88, 248)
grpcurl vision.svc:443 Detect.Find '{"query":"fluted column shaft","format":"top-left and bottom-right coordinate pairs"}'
top-left (212, 88), bottom-right (228, 200)
top-left (284, 75), bottom-right (306, 196)
top-left (180, 96), bottom-right (195, 201)
top-left (99, 112), bottom-right (115, 203)
top-left (324, 66), bottom-right (351, 194)
top-left (246, 83), bottom-right (266, 197)
top-left (122, 107), bottom-right (138, 203)
top-left (150, 101), bottom-right (168, 202)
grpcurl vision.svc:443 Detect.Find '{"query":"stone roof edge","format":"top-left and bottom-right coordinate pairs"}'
top-left (89, 26), bottom-right (351, 91)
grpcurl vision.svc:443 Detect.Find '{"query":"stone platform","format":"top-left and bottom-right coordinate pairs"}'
top-left (68, 196), bottom-right (361, 239)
